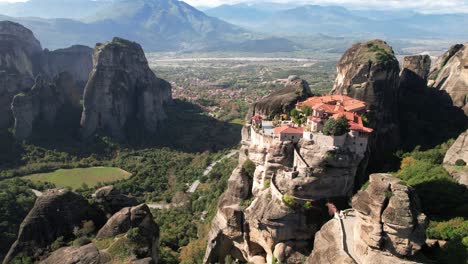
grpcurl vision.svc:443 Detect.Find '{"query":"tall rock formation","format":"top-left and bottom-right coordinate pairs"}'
top-left (0, 20), bottom-right (93, 135)
top-left (308, 174), bottom-right (427, 264)
top-left (331, 40), bottom-right (401, 174)
top-left (4, 187), bottom-right (159, 264)
top-left (0, 21), bottom-right (43, 130)
top-left (80, 37), bottom-right (172, 140)
top-left (246, 75), bottom-right (312, 121)
top-left (11, 73), bottom-right (81, 140)
top-left (399, 55), bottom-right (468, 149)
top-left (429, 43), bottom-right (468, 115)
top-left (204, 83), bottom-right (368, 263)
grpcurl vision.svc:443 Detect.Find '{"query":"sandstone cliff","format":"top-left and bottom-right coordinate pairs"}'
top-left (308, 174), bottom-right (427, 264)
top-left (80, 37), bottom-right (172, 140)
top-left (429, 43), bottom-right (468, 114)
top-left (443, 129), bottom-right (468, 186)
top-left (11, 72), bottom-right (81, 140)
top-left (246, 75), bottom-right (312, 121)
top-left (331, 40), bottom-right (401, 175)
top-left (4, 187), bottom-right (159, 264)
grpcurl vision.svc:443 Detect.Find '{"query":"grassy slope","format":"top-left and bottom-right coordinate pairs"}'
top-left (24, 167), bottom-right (131, 189)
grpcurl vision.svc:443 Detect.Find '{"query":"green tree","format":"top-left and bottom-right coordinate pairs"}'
top-left (242, 159), bottom-right (256, 178)
top-left (301, 106), bottom-right (312, 116)
top-left (322, 116), bottom-right (350, 136)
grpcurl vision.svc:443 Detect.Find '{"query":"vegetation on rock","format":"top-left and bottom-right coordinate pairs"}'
top-left (322, 116), bottom-right (350, 136)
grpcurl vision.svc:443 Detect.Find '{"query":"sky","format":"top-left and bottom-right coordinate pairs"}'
top-left (0, 0), bottom-right (467, 13)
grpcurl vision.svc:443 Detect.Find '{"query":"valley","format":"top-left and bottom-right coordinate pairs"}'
top-left (0, 1), bottom-right (467, 264)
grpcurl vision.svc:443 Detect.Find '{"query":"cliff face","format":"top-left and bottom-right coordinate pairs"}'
top-left (331, 40), bottom-right (400, 173)
top-left (429, 43), bottom-right (468, 114)
top-left (43, 45), bottom-right (93, 87)
top-left (398, 55), bottom-right (468, 149)
top-left (0, 21), bottom-right (93, 135)
top-left (11, 73), bottom-right (80, 140)
top-left (4, 187), bottom-right (159, 264)
top-left (80, 37), bottom-right (172, 140)
top-left (246, 76), bottom-right (312, 121)
top-left (0, 21), bottom-right (43, 129)
top-left (204, 115), bottom-right (367, 263)
top-left (308, 174), bottom-right (427, 264)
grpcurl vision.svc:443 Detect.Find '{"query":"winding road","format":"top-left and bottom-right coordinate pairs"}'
top-left (148, 150), bottom-right (238, 209)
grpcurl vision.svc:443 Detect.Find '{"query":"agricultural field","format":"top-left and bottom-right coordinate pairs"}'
top-left (23, 167), bottom-right (132, 189)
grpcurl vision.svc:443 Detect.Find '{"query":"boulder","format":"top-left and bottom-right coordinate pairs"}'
top-left (80, 37), bottom-right (172, 140)
top-left (443, 129), bottom-right (468, 185)
top-left (96, 204), bottom-right (159, 262)
top-left (3, 189), bottom-right (106, 264)
top-left (40, 243), bottom-right (101, 264)
top-left (92, 186), bottom-right (138, 216)
top-left (352, 174), bottom-right (427, 261)
top-left (246, 76), bottom-right (312, 121)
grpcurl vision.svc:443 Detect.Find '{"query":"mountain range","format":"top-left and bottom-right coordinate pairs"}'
top-left (205, 3), bottom-right (468, 39)
top-left (0, 0), bottom-right (295, 52)
top-left (0, 0), bottom-right (467, 53)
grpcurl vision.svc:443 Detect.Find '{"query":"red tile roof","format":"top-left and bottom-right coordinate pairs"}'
top-left (297, 95), bottom-right (366, 113)
top-left (274, 125), bottom-right (304, 134)
top-left (332, 113), bottom-right (373, 133)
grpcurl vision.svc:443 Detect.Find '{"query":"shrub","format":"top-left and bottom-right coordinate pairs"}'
top-left (455, 159), bottom-right (466, 166)
top-left (263, 179), bottom-right (271, 189)
top-left (73, 220), bottom-right (95, 238)
top-left (51, 236), bottom-right (65, 251)
top-left (283, 194), bottom-right (296, 208)
top-left (126, 227), bottom-right (142, 243)
top-left (242, 159), bottom-right (256, 178)
top-left (73, 236), bottom-right (91, 247)
top-left (427, 218), bottom-right (468, 241)
top-left (303, 201), bottom-right (312, 210)
top-left (301, 106), bottom-right (312, 116)
top-left (322, 116), bottom-right (350, 136)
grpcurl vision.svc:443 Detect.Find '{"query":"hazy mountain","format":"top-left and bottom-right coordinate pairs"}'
top-left (0, 0), bottom-right (298, 52)
top-left (205, 3), bottom-right (468, 39)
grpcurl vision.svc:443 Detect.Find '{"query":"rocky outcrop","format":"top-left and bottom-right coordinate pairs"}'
top-left (428, 44), bottom-right (464, 81)
top-left (4, 187), bottom-right (159, 264)
top-left (331, 40), bottom-right (400, 173)
top-left (429, 43), bottom-right (468, 114)
top-left (80, 37), bottom-right (172, 140)
top-left (0, 21), bottom-right (43, 129)
top-left (205, 110), bottom-right (367, 263)
top-left (402, 55), bottom-right (431, 81)
top-left (3, 189), bottom-right (106, 264)
top-left (40, 244), bottom-right (102, 264)
top-left (246, 75), bottom-right (312, 121)
top-left (308, 174), bottom-right (426, 264)
top-left (92, 186), bottom-right (138, 216)
top-left (443, 130), bottom-right (468, 186)
top-left (352, 174), bottom-right (427, 262)
top-left (11, 72), bottom-right (81, 139)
